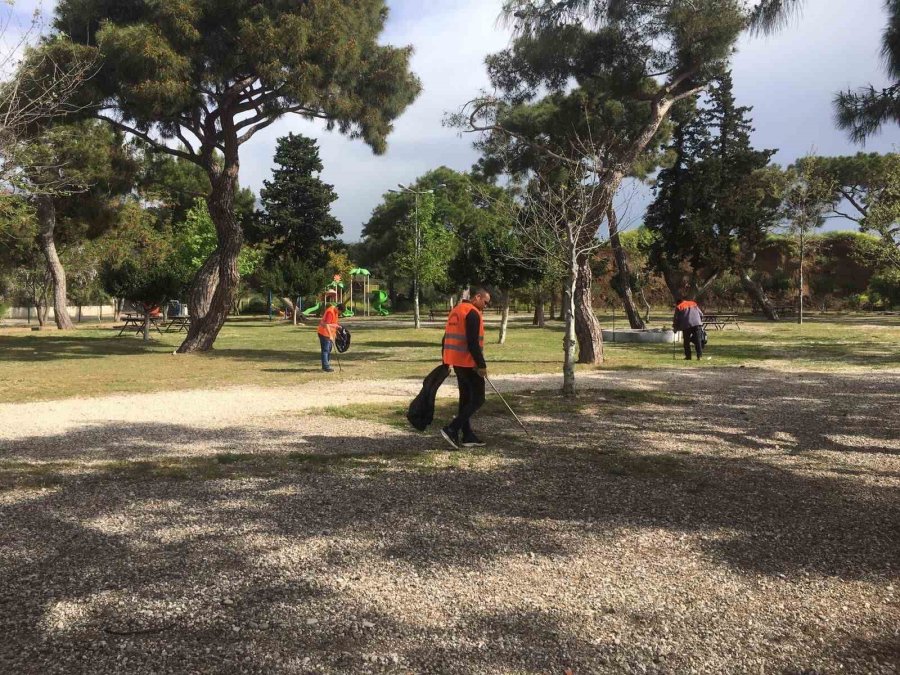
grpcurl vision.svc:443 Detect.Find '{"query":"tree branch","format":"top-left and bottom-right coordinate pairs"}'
top-left (95, 115), bottom-right (196, 163)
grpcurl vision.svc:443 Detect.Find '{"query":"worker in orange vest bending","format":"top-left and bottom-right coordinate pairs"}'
top-left (440, 287), bottom-right (491, 449)
top-left (317, 295), bottom-right (342, 373)
top-left (673, 297), bottom-right (704, 360)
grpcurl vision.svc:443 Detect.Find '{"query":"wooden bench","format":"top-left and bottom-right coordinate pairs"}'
top-left (702, 313), bottom-right (741, 330)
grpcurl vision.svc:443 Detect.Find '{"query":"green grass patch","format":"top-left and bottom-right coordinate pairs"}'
top-left (0, 313), bottom-right (897, 404)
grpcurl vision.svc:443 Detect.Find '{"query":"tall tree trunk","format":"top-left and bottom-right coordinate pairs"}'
top-left (142, 310), bottom-right (150, 342)
top-left (607, 207), bottom-right (645, 329)
top-left (498, 290), bottom-right (510, 344)
top-left (562, 262), bottom-right (578, 398)
top-left (532, 290), bottom-right (545, 327)
top-left (638, 287), bottom-right (652, 324)
top-left (178, 165), bottom-right (242, 353)
top-left (35, 196), bottom-right (74, 330)
top-left (659, 260), bottom-right (684, 302)
top-left (574, 256), bottom-right (604, 365)
top-left (737, 265), bottom-right (778, 321)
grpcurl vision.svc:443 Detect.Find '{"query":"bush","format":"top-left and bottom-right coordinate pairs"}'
top-left (867, 269), bottom-right (900, 309)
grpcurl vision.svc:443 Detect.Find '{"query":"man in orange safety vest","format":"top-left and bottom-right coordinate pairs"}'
top-left (440, 287), bottom-right (491, 449)
top-left (317, 295), bottom-right (342, 372)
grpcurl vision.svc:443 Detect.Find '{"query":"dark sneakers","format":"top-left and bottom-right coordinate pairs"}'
top-left (461, 434), bottom-right (486, 448)
top-left (440, 426), bottom-right (460, 450)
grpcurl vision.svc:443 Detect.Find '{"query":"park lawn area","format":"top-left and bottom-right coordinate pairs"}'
top-left (0, 313), bottom-right (898, 404)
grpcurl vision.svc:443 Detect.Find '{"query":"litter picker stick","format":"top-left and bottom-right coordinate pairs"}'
top-left (332, 339), bottom-right (342, 373)
top-left (485, 375), bottom-right (531, 436)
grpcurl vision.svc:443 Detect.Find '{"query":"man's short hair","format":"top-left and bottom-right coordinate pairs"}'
top-left (472, 287), bottom-right (491, 298)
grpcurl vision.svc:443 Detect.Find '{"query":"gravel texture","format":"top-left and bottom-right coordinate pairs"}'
top-left (0, 367), bottom-right (898, 674)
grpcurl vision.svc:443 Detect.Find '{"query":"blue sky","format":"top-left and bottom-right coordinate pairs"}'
top-left (7, 0), bottom-right (899, 239)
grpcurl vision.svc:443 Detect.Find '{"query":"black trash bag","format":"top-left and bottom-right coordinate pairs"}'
top-left (335, 325), bottom-right (351, 353)
top-left (700, 326), bottom-right (708, 346)
top-left (407, 363), bottom-right (450, 431)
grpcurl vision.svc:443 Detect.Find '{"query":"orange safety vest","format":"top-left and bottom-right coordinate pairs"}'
top-left (676, 300), bottom-right (698, 311)
top-left (317, 305), bottom-right (339, 340)
top-left (442, 302), bottom-right (484, 368)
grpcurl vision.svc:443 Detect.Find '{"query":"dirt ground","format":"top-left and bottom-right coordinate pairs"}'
top-left (1, 367), bottom-right (898, 674)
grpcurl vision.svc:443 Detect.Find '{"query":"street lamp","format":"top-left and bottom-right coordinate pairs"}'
top-left (388, 183), bottom-right (446, 328)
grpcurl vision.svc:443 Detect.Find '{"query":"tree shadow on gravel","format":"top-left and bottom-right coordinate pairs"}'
top-left (0, 367), bottom-right (897, 673)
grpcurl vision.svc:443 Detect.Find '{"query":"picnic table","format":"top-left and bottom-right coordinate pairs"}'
top-left (165, 315), bottom-right (191, 333)
top-left (702, 313), bottom-right (741, 330)
top-left (117, 313), bottom-right (164, 337)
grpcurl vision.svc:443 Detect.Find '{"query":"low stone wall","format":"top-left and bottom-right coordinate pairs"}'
top-left (602, 328), bottom-right (677, 344)
top-left (3, 305), bottom-right (117, 321)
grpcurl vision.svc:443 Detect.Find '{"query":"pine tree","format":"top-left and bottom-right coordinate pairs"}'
top-left (251, 133), bottom-right (342, 267)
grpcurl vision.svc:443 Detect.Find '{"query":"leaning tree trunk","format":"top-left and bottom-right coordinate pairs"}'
top-left (562, 262), bottom-right (578, 398)
top-left (738, 267), bottom-right (779, 321)
top-left (35, 197), bottom-right (74, 330)
top-left (607, 206), bottom-right (645, 330)
top-left (574, 256), bottom-right (604, 365)
top-left (178, 165), bottom-right (242, 353)
top-left (188, 250), bottom-right (220, 321)
top-left (497, 291), bottom-right (511, 344)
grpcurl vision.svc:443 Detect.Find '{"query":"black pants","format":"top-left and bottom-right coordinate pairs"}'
top-left (449, 366), bottom-right (485, 436)
top-left (683, 326), bottom-right (703, 359)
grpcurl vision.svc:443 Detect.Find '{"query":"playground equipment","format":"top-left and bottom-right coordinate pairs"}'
top-left (301, 302), bottom-right (321, 317)
top-left (348, 268), bottom-right (371, 317)
top-left (371, 290), bottom-right (391, 316)
top-left (327, 278), bottom-right (345, 305)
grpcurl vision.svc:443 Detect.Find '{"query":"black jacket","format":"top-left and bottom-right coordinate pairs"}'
top-left (406, 364), bottom-right (450, 431)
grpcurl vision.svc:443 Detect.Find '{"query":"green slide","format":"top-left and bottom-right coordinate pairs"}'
top-left (301, 302), bottom-right (321, 317)
top-left (371, 290), bottom-right (390, 316)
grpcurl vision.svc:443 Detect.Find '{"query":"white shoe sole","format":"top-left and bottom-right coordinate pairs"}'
top-left (461, 441), bottom-right (486, 448)
top-left (440, 429), bottom-right (459, 450)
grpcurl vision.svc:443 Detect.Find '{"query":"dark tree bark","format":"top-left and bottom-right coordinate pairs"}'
top-left (532, 290), bottom-right (545, 327)
top-left (178, 158), bottom-right (242, 353)
top-left (738, 267), bottom-right (778, 320)
top-left (188, 251), bottom-right (220, 321)
top-left (574, 255), bottom-right (604, 365)
top-left (35, 196), bottom-right (74, 330)
top-left (607, 206), bottom-right (645, 329)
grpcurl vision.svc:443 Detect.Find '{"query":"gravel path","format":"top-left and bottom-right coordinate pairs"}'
top-left (1, 367), bottom-right (898, 674)
top-left (0, 371), bottom-right (639, 441)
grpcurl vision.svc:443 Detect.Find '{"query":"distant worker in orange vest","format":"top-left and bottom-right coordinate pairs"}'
top-left (317, 294), bottom-right (342, 372)
top-left (673, 297), bottom-right (704, 360)
top-left (440, 287), bottom-right (491, 449)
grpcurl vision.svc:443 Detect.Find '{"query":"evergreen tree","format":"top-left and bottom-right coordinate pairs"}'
top-left (646, 72), bottom-right (781, 316)
top-left (251, 133), bottom-right (341, 267)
